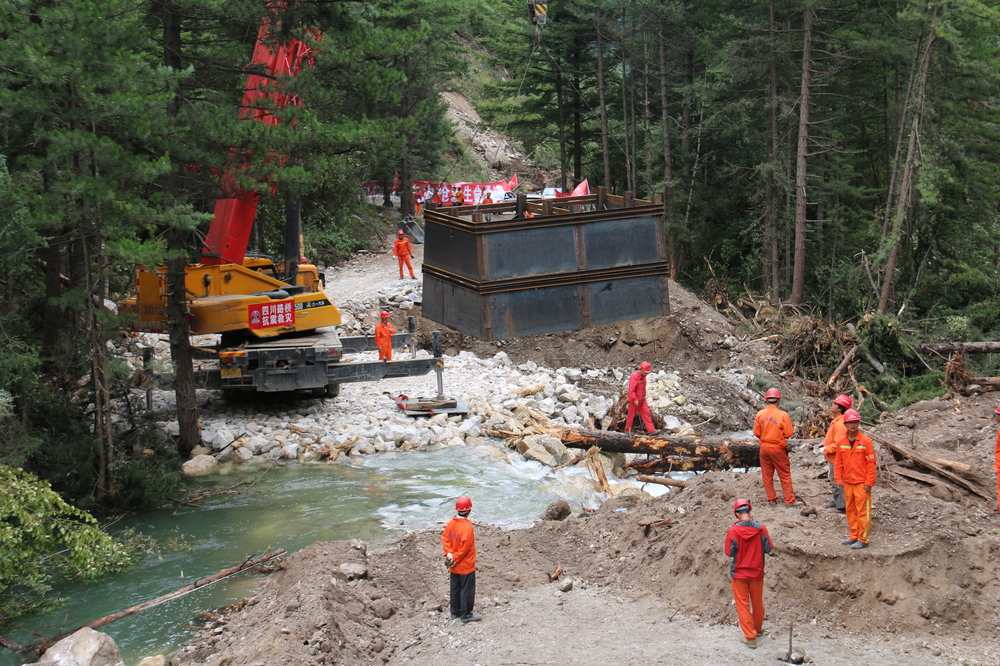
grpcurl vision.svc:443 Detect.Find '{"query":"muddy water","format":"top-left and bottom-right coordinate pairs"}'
top-left (1, 446), bottom-right (665, 666)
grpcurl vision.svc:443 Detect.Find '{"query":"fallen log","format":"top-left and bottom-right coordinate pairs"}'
top-left (920, 341), bottom-right (1000, 354)
top-left (827, 346), bottom-right (857, 387)
top-left (586, 446), bottom-right (614, 496)
top-left (561, 428), bottom-right (760, 468)
top-left (888, 464), bottom-right (961, 492)
top-left (635, 474), bottom-right (689, 488)
top-left (630, 456), bottom-right (752, 473)
top-left (2, 549), bottom-right (287, 655)
top-left (963, 377), bottom-right (1000, 393)
top-left (869, 433), bottom-right (992, 501)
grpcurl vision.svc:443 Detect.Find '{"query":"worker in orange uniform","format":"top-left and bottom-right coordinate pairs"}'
top-left (393, 229), bottom-right (416, 280)
top-left (454, 186), bottom-right (465, 206)
top-left (442, 496), bottom-right (480, 623)
top-left (822, 394), bottom-right (852, 513)
top-left (994, 403), bottom-right (1000, 513)
top-left (725, 499), bottom-right (774, 649)
top-left (834, 409), bottom-right (877, 549)
top-left (374, 311), bottom-right (395, 362)
top-left (753, 388), bottom-right (801, 507)
top-left (626, 361), bottom-right (656, 435)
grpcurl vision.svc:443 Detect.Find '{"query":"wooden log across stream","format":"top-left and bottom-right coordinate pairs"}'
top-left (560, 428), bottom-right (762, 470)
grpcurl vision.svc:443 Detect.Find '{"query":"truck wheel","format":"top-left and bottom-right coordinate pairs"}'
top-left (325, 383), bottom-right (341, 397)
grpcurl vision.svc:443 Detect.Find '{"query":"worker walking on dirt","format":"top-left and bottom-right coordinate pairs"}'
top-left (626, 361), bottom-right (656, 435)
top-left (753, 389), bottom-right (801, 507)
top-left (725, 499), bottom-right (774, 649)
top-left (994, 404), bottom-right (1000, 513)
top-left (822, 395), bottom-right (853, 513)
top-left (375, 311), bottom-right (396, 362)
top-left (834, 409), bottom-right (877, 549)
top-left (393, 229), bottom-right (416, 279)
top-left (442, 496), bottom-right (481, 623)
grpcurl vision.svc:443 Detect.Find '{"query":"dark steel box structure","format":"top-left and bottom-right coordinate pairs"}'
top-left (421, 190), bottom-right (670, 340)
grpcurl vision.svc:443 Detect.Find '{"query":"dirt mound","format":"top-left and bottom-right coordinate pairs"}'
top-left (173, 541), bottom-right (393, 666)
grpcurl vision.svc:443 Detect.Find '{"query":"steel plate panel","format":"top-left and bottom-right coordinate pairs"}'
top-left (485, 227), bottom-right (578, 279)
top-left (588, 275), bottom-right (667, 325)
top-left (422, 276), bottom-right (486, 339)
top-left (424, 223), bottom-right (480, 280)
top-left (583, 216), bottom-right (661, 269)
top-left (504, 285), bottom-right (583, 337)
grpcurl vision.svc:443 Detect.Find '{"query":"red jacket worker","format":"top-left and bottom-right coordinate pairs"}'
top-left (725, 499), bottom-right (774, 649)
top-left (626, 361), bottom-right (655, 435)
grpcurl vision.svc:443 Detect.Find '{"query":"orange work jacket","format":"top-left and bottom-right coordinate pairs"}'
top-left (994, 429), bottom-right (1000, 473)
top-left (375, 321), bottom-right (395, 348)
top-left (393, 237), bottom-right (412, 258)
top-left (822, 415), bottom-right (847, 463)
top-left (441, 515), bottom-right (476, 574)
top-left (834, 431), bottom-right (877, 487)
top-left (753, 404), bottom-right (794, 448)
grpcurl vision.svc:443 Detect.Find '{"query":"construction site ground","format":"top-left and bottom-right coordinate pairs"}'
top-left (176, 240), bottom-right (1000, 666)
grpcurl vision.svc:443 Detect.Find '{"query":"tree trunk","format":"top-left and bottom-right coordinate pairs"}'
top-left (764, 0), bottom-right (780, 300)
top-left (790, 4), bottom-right (814, 306)
top-left (86, 233), bottom-right (114, 502)
top-left (40, 226), bottom-right (65, 374)
top-left (659, 20), bottom-right (676, 277)
top-left (878, 13), bottom-right (937, 314)
top-left (620, 35), bottom-right (631, 193)
top-left (162, 2), bottom-right (199, 458)
top-left (596, 6), bottom-right (611, 188)
top-left (555, 69), bottom-right (567, 191)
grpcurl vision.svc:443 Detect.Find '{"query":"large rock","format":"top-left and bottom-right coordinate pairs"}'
top-left (541, 500), bottom-right (571, 521)
top-left (182, 455), bottom-right (218, 477)
top-left (534, 435), bottom-right (572, 465)
top-left (28, 627), bottom-right (126, 666)
top-left (516, 437), bottom-right (556, 467)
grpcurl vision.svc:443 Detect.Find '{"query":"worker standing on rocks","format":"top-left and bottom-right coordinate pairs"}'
top-left (834, 409), bottom-right (877, 549)
top-left (753, 389), bottom-right (801, 507)
top-left (393, 230), bottom-right (416, 280)
top-left (375, 311), bottom-right (395, 362)
top-left (442, 496), bottom-right (480, 623)
top-left (626, 361), bottom-right (656, 435)
top-left (725, 499), bottom-right (773, 649)
top-left (822, 395), bottom-right (852, 513)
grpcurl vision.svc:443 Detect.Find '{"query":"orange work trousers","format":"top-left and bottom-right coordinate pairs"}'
top-left (996, 471), bottom-right (999, 513)
top-left (626, 401), bottom-right (654, 434)
top-left (397, 255), bottom-right (414, 278)
top-left (759, 445), bottom-right (795, 505)
top-left (377, 342), bottom-right (392, 362)
top-left (843, 483), bottom-right (872, 543)
top-left (731, 577), bottom-right (764, 640)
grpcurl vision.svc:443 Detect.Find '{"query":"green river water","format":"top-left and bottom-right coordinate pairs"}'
top-left (2, 446), bottom-right (660, 666)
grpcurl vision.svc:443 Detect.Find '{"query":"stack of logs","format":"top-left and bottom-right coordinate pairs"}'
top-left (560, 429), bottom-right (759, 473)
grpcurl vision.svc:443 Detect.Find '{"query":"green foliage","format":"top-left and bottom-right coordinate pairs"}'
top-left (0, 465), bottom-right (132, 623)
top-left (886, 371), bottom-right (947, 410)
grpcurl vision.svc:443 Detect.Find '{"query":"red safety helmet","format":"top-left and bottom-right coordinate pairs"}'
top-left (639, 361), bottom-right (651, 372)
top-left (455, 496), bottom-right (473, 512)
top-left (380, 311), bottom-right (390, 318)
top-left (843, 409), bottom-right (861, 423)
top-left (833, 394), bottom-right (853, 410)
top-left (733, 499), bottom-right (752, 516)
top-left (397, 229), bottom-right (405, 235)
top-left (995, 403), bottom-right (1000, 415)
top-left (765, 388), bottom-right (781, 400)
